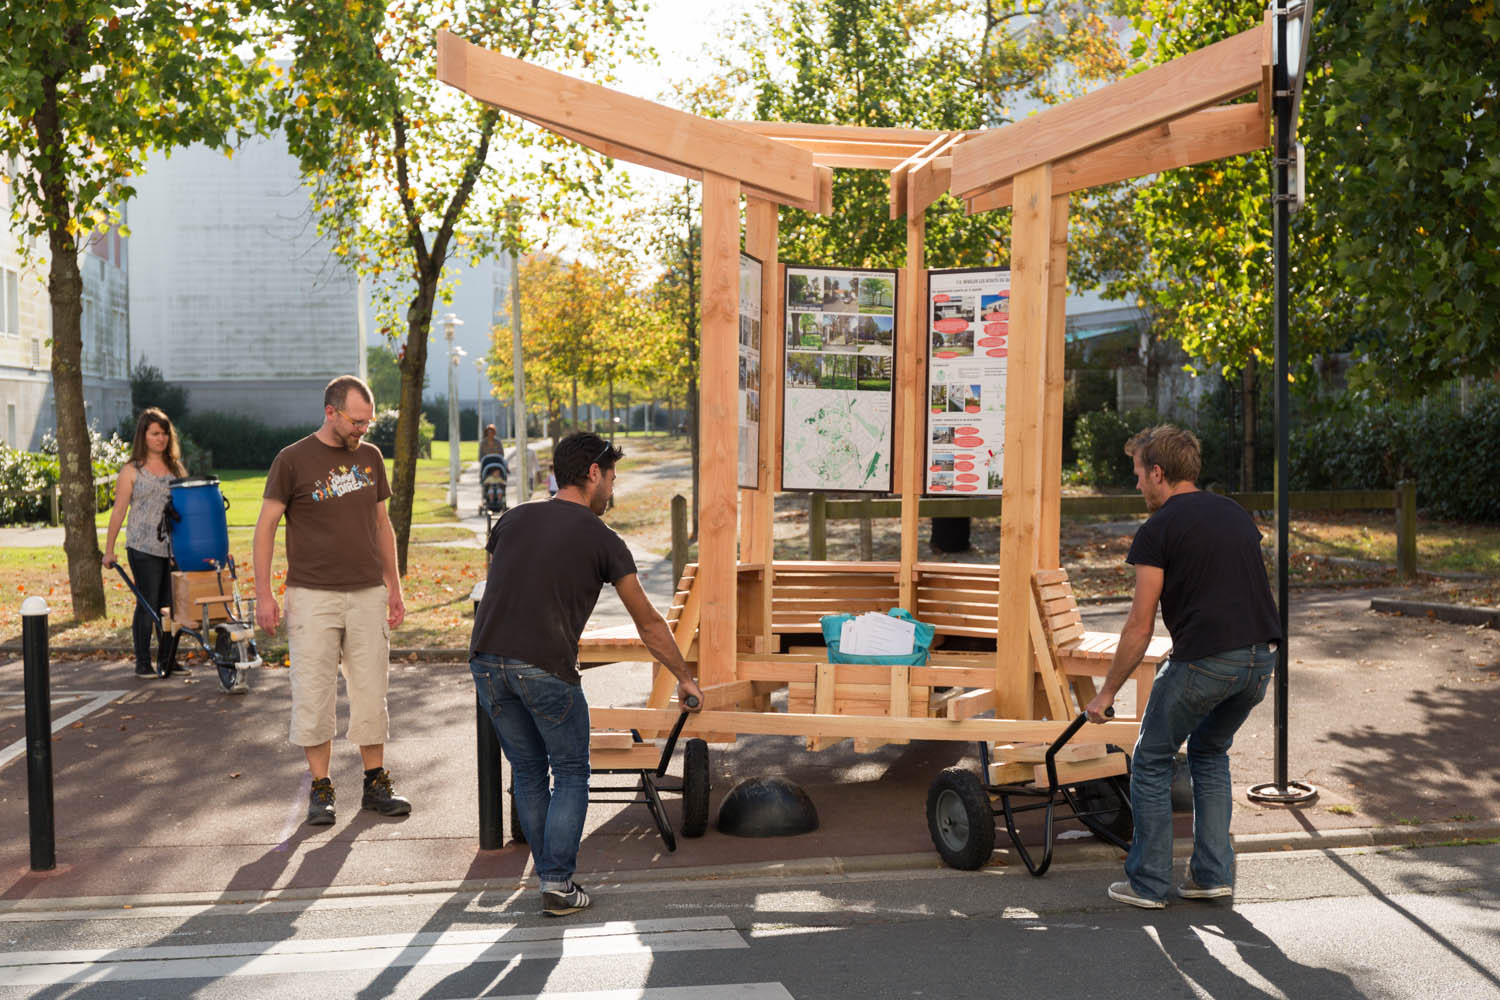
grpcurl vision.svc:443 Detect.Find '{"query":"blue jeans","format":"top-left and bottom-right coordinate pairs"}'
top-left (1125, 643), bottom-right (1275, 901)
top-left (470, 653), bottom-right (591, 886)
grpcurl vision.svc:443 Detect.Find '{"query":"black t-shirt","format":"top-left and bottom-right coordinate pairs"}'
top-left (1126, 490), bottom-right (1283, 663)
top-left (469, 498), bottom-right (637, 684)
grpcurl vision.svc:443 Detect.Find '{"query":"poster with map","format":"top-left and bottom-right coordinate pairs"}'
top-left (737, 252), bottom-right (763, 488)
top-left (924, 267), bottom-right (1010, 495)
top-left (781, 265), bottom-right (897, 492)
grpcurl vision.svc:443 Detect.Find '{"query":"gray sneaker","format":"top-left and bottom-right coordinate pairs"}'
top-left (306, 778), bottom-right (335, 826)
top-left (542, 883), bottom-right (591, 918)
top-left (1108, 881), bottom-right (1166, 909)
top-left (1178, 878), bottom-right (1233, 899)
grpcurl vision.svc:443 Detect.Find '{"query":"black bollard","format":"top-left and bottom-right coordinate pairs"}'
top-left (476, 696), bottom-right (504, 849)
top-left (21, 597), bottom-right (55, 871)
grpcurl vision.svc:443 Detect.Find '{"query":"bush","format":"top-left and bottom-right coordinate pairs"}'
top-left (129, 360), bottom-right (190, 425)
top-left (1292, 387), bottom-right (1500, 522)
top-left (180, 412), bottom-right (317, 470)
top-left (365, 409), bottom-right (434, 459)
top-left (1072, 406), bottom-right (1151, 489)
top-left (1, 429), bottom-right (129, 524)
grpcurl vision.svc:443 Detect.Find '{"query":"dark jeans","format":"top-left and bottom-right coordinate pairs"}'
top-left (126, 548), bottom-right (176, 673)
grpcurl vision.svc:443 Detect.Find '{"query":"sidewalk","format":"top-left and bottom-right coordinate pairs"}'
top-left (2, 584), bottom-right (1497, 909)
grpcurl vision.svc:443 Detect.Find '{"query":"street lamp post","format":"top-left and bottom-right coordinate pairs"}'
top-left (474, 357), bottom-right (488, 433)
top-left (442, 312), bottom-right (465, 509)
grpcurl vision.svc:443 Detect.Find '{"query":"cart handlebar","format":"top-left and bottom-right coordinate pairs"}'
top-left (1042, 707), bottom-right (1112, 788)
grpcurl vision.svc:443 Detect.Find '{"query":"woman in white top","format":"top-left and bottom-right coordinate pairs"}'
top-left (103, 407), bottom-right (188, 678)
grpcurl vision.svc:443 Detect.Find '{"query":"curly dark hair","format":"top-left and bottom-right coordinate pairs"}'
top-left (553, 431), bottom-right (623, 488)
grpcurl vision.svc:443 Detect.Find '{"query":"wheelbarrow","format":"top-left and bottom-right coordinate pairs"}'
top-left (112, 562), bottom-right (262, 695)
top-left (509, 696), bottom-right (710, 853)
top-left (926, 708), bottom-right (1133, 874)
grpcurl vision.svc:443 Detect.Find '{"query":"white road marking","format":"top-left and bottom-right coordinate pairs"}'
top-left (0, 916), bottom-right (748, 987)
top-left (487, 986), bottom-right (793, 1000)
top-left (0, 690), bottom-right (127, 771)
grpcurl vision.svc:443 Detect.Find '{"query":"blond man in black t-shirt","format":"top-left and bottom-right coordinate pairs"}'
top-left (1085, 425), bottom-right (1281, 910)
top-left (253, 375), bottom-right (410, 827)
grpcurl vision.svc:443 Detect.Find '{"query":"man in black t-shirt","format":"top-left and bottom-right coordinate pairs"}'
top-left (1085, 425), bottom-right (1281, 910)
top-left (469, 432), bottom-right (702, 918)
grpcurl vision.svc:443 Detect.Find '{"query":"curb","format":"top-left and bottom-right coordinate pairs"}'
top-left (4, 818), bottom-right (1496, 916)
top-left (1370, 597), bottom-right (1500, 629)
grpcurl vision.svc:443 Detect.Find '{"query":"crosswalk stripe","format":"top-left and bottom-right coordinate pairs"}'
top-left (0, 690), bottom-right (125, 771)
top-left (486, 986), bottom-right (794, 1000)
top-left (0, 916), bottom-right (746, 987)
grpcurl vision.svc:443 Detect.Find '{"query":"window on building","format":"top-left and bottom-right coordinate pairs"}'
top-left (1, 267), bottom-right (18, 335)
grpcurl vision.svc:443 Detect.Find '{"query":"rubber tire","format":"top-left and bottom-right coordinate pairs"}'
top-left (1073, 774), bottom-right (1133, 843)
top-left (213, 630), bottom-right (239, 694)
top-left (680, 738), bottom-right (710, 838)
top-left (926, 767), bottom-right (995, 871)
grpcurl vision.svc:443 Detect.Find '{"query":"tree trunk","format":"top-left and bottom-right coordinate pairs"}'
top-left (1240, 357), bottom-right (1256, 492)
top-left (571, 377), bottom-right (578, 433)
top-left (36, 83), bottom-right (105, 619)
top-left (390, 280), bottom-right (437, 576)
top-left (608, 373), bottom-right (615, 443)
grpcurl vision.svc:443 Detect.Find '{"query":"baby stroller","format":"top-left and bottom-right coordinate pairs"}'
top-left (478, 452), bottom-right (509, 522)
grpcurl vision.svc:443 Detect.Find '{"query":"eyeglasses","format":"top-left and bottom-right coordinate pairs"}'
top-left (592, 441), bottom-right (611, 466)
top-left (336, 408), bottom-right (371, 430)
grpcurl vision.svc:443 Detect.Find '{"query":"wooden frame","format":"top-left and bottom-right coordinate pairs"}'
top-left (436, 19), bottom-right (1274, 747)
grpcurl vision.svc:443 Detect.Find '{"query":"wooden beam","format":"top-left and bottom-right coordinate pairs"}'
top-left (1038, 194), bottom-right (1069, 569)
top-left (898, 215), bottom-right (925, 611)
top-left (744, 197), bottom-right (780, 654)
top-left (813, 154), bottom-right (912, 170)
top-left (907, 156), bottom-right (953, 217)
top-left (698, 172), bottom-right (741, 687)
top-left (889, 132), bottom-right (951, 220)
top-left (729, 120), bottom-right (951, 145)
top-left (993, 165), bottom-right (1054, 719)
top-left (951, 25), bottom-right (1266, 198)
top-left (436, 30), bottom-right (814, 205)
top-left (591, 706), bottom-right (1140, 745)
top-left (965, 104), bottom-right (1269, 213)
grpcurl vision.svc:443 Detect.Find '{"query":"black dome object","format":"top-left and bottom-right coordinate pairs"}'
top-left (716, 776), bottom-right (819, 837)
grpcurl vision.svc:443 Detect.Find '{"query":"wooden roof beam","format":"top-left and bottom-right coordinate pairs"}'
top-left (436, 30), bottom-right (815, 205)
top-left (730, 121), bottom-right (952, 145)
top-left (907, 134), bottom-right (964, 217)
top-left (951, 22), bottom-right (1268, 199)
top-left (964, 103), bottom-right (1269, 214)
top-left (889, 132), bottom-right (953, 220)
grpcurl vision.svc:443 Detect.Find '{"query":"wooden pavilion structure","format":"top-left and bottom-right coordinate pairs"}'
top-left (436, 18), bottom-right (1276, 750)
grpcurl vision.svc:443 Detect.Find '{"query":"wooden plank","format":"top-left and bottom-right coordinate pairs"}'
top-left (993, 164), bottom-right (1054, 717)
top-left (908, 153), bottom-right (954, 215)
top-left (729, 120), bottom-right (950, 145)
top-left (949, 688), bottom-right (996, 721)
top-left (1033, 568), bottom-right (1068, 586)
top-left (889, 663), bottom-right (911, 720)
top-left (1028, 592), bottom-right (1073, 719)
top-left (590, 744), bottom-right (663, 770)
top-left (1033, 751), bottom-right (1129, 786)
top-left (590, 731), bottom-right (636, 751)
top-left (698, 679), bottom-right (757, 710)
top-left (1039, 193), bottom-right (1069, 569)
top-left (437, 31), bottom-right (814, 204)
top-left (1050, 621), bottom-right (1086, 646)
top-left (950, 26), bottom-right (1266, 198)
top-left (774, 560), bottom-right (903, 574)
top-left (987, 761), bottom-right (1037, 784)
top-left (999, 742), bottom-right (1110, 764)
top-left (698, 172), bottom-right (741, 687)
top-left (746, 197), bottom-right (781, 653)
top-left (965, 104), bottom-right (1271, 212)
top-left (814, 662), bottom-right (837, 716)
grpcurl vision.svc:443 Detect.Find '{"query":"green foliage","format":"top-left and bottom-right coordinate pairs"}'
top-left (365, 346), bottom-right (405, 410)
top-left (128, 361), bottom-right (190, 425)
top-left (366, 410), bottom-right (433, 460)
top-left (1072, 407), bottom-right (1138, 489)
top-left (1293, 386), bottom-right (1500, 522)
top-left (2, 431), bottom-right (129, 525)
top-left (179, 413), bottom-right (317, 472)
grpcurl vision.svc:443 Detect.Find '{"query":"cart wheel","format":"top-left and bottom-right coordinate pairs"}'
top-left (509, 789), bottom-right (526, 844)
top-left (212, 631), bottom-right (247, 695)
top-left (926, 767), bottom-right (995, 871)
top-left (680, 738), bottom-right (710, 838)
top-left (642, 774), bottom-right (677, 852)
top-left (1072, 774), bottom-right (1132, 844)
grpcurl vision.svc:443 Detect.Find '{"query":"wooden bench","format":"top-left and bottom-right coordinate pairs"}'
top-left (1031, 568), bottom-right (1170, 720)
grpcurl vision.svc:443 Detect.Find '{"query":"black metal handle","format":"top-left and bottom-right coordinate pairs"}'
top-left (1042, 707), bottom-right (1113, 790)
top-left (110, 563), bottom-right (162, 629)
top-left (655, 696), bottom-right (701, 777)
top-left (684, 694), bottom-right (700, 709)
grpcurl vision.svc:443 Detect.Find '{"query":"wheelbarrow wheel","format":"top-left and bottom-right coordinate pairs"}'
top-left (927, 767), bottom-right (995, 871)
top-left (680, 738), bottom-right (710, 838)
top-left (1071, 752), bottom-right (1132, 845)
top-left (213, 629), bottom-right (250, 696)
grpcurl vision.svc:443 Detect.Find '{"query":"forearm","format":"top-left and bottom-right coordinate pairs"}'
top-left (376, 517), bottom-right (402, 597)
top-left (1099, 624), bottom-right (1152, 698)
top-left (252, 525), bottom-right (275, 597)
top-left (639, 617), bottom-right (693, 683)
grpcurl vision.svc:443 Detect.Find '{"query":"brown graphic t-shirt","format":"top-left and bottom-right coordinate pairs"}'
top-left (263, 435), bottom-right (391, 591)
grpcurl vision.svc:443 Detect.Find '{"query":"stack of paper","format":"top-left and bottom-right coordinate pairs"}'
top-left (838, 612), bottom-right (917, 656)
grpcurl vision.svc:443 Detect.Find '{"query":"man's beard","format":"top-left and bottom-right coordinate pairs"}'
top-left (337, 429), bottom-right (361, 452)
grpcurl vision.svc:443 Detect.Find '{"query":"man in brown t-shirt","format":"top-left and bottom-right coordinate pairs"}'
top-left (253, 375), bottom-right (410, 827)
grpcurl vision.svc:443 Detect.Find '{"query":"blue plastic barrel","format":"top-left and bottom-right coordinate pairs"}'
top-left (168, 477), bottom-right (230, 571)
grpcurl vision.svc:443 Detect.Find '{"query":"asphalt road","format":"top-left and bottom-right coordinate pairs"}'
top-left (2, 842), bottom-right (1495, 999)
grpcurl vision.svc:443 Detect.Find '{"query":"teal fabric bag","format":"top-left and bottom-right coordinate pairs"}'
top-left (819, 608), bottom-right (935, 666)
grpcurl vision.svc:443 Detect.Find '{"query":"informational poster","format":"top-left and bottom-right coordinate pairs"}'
top-left (781, 265), bottom-right (897, 492)
top-left (737, 252), bottom-right (763, 489)
top-left (924, 268), bottom-right (1010, 495)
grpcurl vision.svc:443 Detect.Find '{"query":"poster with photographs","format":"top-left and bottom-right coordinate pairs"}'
top-left (925, 268), bottom-right (1010, 495)
top-left (781, 265), bottom-right (898, 492)
top-left (738, 252), bottom-right (764, 488)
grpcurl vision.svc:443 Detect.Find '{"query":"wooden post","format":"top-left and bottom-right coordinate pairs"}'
top-left (1396, 479), bottom-right (1417, 580)
top-left (809, 492), bottom-right (827, 560)
top-left (994, 164), bottom-right (1055, 719)
top-left (745, 197), bottom-right (781, 651)
top-left (858, 497), bottom-right (874, 562)
top-left (1038, 194), bottom-right (1070, 570)
top-left (699, 172), bottom-right (741, 687)
top-left (670, 494), bottom-right (688, 588)
top-left (898, 213), bottom-right (926, 610)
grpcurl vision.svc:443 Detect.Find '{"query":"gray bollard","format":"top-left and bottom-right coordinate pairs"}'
top-left (21, 596), bottom-right (55, 871)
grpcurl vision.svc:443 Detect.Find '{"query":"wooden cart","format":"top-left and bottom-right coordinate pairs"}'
top-left (438, 19), bottom-right (1277, 864)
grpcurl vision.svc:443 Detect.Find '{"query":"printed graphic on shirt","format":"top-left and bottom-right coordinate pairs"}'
top-left (311, 463), bottom-right (377, 503)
